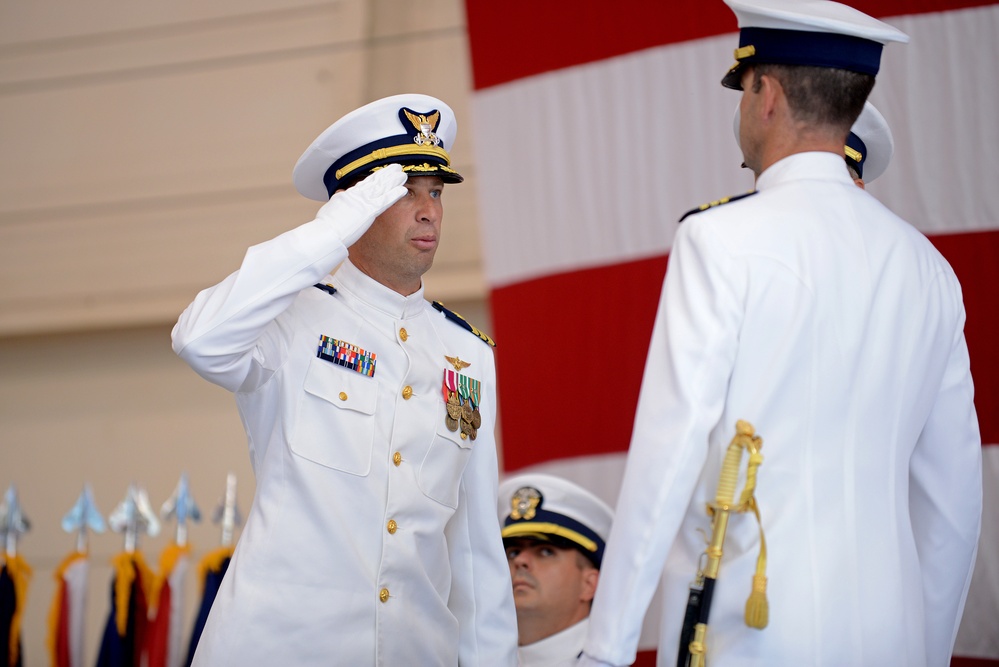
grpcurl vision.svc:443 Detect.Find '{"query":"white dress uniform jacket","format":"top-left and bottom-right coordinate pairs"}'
top-left (519, 619), bottom-right (588, 667)
top-left (583, 153), bottom-right (982, 667)
top-left (172, 213), bottom-right (518, 665)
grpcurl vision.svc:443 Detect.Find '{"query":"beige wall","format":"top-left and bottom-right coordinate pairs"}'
top-left (0, 1), bottom-right (491, 663)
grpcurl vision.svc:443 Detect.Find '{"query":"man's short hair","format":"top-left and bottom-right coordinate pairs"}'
top-left (751, 63), bottom-right (875, 133)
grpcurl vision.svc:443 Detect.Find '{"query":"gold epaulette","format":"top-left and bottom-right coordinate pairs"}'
top-left (678, 191), bottom-right (757, 223)
top-left (432, 301), bottom-right (496, 347)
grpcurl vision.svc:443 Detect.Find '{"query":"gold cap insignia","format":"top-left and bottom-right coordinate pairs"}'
top-left (510, 486), bottom-right (542, 520)
top-left (404, 109), bottom-right (441, 147)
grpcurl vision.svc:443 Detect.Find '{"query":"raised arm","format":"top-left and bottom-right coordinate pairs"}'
top-left (171, 165), bottom-right (407, 392)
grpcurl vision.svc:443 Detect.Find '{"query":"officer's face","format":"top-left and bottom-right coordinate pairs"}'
top-left (505, 538), bottom-right (598, 638)
top-left (348, 175), bottom-right (444, 296)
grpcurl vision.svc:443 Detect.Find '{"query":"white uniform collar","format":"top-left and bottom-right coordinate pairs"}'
top-left (756, 151), bottom-right (854, 191)
top-left (330, 259), bottom-right (427, 320)
top-left (518, 618), bottom-right (589, 667)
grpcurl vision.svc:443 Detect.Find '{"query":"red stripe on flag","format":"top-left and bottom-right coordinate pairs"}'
top-left (930, 229), bottom-right (999, 444)
top-left (633, 650), bottom-right (657, 666)
top-left (491, 230), bottom-right (997, 472)
top-left (492, 255), bottom-right (667, 471)
top-left (466, 2), bottom-right (733, 90)
top-left (952, 657), bottom-right (999, 666)
top-left (465, 0), bottom-right (997, 90)
top-left (55, 582), bottom-right (70, 667)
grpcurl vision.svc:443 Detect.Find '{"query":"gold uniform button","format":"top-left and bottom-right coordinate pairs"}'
top-left (392, 452), bottom-right (402, 466)
top-left (387, 519), bottom-right (397, 534)
top-left (402, 385), bottom-right (413, 400)
top-left (338, 391), bottom-right (347, 401)
top-left (399, 327), bottom-right (408, 342)
top-left (379, 588), bottom-right (390, 603)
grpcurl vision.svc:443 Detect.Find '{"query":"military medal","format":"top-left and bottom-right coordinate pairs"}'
top-left (442, 363), bottom-right (483, 439)
top-left (468, 377), bottom-right (482, 429)
top-left (442, 371), bottom-right (461, 431)
top-left (446, 391), bottom-right (462, 420)
top-left (445, 394), bottom-right (461, 432)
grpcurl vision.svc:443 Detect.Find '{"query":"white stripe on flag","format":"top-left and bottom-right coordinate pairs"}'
top-left (473, 32), bottom-right (748, 288)
top-left (473, 6), bottom-right (999, 290)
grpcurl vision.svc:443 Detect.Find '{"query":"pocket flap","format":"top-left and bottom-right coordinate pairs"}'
top-left (303, 357), bottom-right (377, 415)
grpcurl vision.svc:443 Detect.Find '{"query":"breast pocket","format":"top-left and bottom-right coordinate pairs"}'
top-left (417, 402), bottom-right (474, 508)
top-left (291, 356), bottom-right (378, 476)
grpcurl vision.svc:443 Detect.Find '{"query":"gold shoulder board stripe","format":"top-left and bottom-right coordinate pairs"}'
top-left (678, 190), bottom-right (757, 223)
top-left (432, 301), bottom-right (496, 347)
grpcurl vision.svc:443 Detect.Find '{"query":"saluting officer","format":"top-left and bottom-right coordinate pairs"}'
top-left (581, 1), bottom-right (982, 666)
top-left (172, 94), bottom-right (518, 666)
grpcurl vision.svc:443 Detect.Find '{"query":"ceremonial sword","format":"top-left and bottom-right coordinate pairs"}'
top-left (677, 420), bottom-right (768, 667)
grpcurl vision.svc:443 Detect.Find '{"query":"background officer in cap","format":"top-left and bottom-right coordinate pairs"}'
top-left (582, 1), bottom-right (982, 665)
top-left (172, 93), bottom-right (517, 666)
top-left (843, 101), bottom-right (893, 188)
top-left (498, 473), bottom-right (613, 667)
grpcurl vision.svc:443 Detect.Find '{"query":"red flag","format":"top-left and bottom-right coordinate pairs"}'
top-left (144, 544), bottom-right (191, 667)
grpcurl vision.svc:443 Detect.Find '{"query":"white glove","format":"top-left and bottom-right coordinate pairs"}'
top-left (314, 163), bottom-right (408, 247)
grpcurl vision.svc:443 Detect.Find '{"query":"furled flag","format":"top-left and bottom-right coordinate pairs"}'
top-left (95, 484), bottom-right (159, 667)
top-left (185, 473), bottom-right (240, 667)
top-left (1, 486), bottom-right (31, 667)
top-left (145, 474), bottom-right (200, 667)
top-left (464, 1), bottom-right (999, 664)
top-left (47, 485), bottom-right (105, 667)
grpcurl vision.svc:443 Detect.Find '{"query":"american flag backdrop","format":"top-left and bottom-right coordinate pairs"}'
top-left (464, 1), bottom-right (999, 663)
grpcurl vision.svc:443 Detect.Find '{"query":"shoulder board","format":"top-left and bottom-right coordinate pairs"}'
top-left (432, 301), bottom-right (496, 347)
top-left (678, 191), bottom-right (757, 223)
top-left (314, 283), bottom-right (337, 296)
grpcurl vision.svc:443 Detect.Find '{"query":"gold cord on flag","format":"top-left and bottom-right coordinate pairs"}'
top-left (148, 542), bottom-right (192, 613)
top-left (196, 546), bottom-right (235, 594)
top-left (112, 551), bottom-right (153, 637)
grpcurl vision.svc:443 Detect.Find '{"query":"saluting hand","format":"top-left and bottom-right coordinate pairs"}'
top-left (315, 163), bottom-right (408, 247)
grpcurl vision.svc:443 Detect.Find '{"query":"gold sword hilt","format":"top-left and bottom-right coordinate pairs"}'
top-left (689, 420), bottom-right (766, 667)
